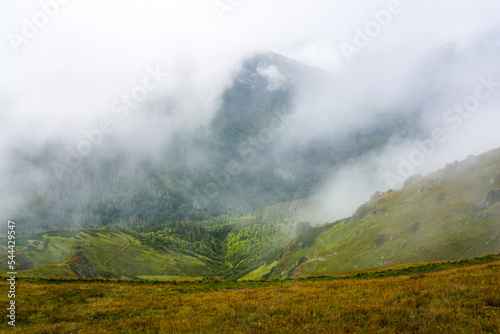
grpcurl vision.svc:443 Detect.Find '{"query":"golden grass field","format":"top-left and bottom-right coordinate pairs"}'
top-left (1, 259), bottom-right (499, 333)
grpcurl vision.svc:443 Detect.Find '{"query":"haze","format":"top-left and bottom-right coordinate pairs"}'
top-left (1, 0), bottom-right (500, 225)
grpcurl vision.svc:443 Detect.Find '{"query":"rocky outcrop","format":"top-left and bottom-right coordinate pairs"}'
top-left (66, 251), bottom-right (97, 278)
top-left (486, 190), bottom-right (500, 205)
top-left (370, 191), bottom-right (382, 201)
top-left (404, 174), bottom-right (423, 187)
top-left (470, 189), bottom-right (500, 213)
top-left (353, 203), bottom-right (370, 220)
top-left (374, 233), bottom-right (387, 246)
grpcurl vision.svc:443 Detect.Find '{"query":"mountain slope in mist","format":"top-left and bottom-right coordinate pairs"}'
top-left (263, 146), bottom-right (500, 279)
top-left (0, 201), bottom-right (313, 280)
top-left (8, 52), bottom-right (424, 234)
top-left (5, 146), bottom-right (500, 280)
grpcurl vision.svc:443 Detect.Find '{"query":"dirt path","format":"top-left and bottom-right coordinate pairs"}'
top-left (104, 238), bottom-right (131, 266)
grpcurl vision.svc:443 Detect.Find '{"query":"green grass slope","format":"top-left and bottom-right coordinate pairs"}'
top-left (268, 147), bottom-right (500, 279)
top-left (0, 228), bottom-right (220, 279)
top-left (0, 200), bottom-right (318, 280)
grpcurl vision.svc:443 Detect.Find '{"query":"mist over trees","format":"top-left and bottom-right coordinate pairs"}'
top-left (5, 53), bottom-right (426, 235)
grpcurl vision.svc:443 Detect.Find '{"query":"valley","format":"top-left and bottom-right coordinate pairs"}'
top-left (2, 146), bottom-right (499, 282)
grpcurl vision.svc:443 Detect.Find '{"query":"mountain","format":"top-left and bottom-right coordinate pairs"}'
top-left (3, 146), bottom-right (500, 280)
top-left (6, 52), bottom-right (424, 235)
top-left (263, 146), bottom-right (500, 279)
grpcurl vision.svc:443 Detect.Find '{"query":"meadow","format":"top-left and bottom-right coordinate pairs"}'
top-left (0, 255), bottom-right (498, 333)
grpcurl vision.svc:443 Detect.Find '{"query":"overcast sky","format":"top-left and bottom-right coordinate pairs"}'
top-left (1, 0), bottom-right (500, 220)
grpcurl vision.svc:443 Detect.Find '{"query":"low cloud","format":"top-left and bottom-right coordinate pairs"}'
top-left (1, 0), bottom-right (500, 224)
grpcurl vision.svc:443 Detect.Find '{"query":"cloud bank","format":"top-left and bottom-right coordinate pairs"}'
top-left (1, 0), bottom-right (500, 222)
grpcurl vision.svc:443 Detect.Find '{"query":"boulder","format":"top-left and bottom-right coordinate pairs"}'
top-left (486, 189), bottom-right (500, 205)
top-left (477, 213), bottom-right (489, 221)
top-left (374, 233), bottom-right (387, 245)
top-left (410, 221), bottom-right (421, 233)
top-left (470, 203), bottom-right (487, 213)
top-left (436, 192), bottom-right (446, 202)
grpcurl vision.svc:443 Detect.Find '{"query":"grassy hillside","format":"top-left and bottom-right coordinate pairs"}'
top-left (0, 200), bottom-right (310, 280)
top-left (268, 147), bottom-right (500, 279)
top-left (0, 228), bottom-right (221, 279)
top-left (0, 254), bottom-right (498, 333)
top-left (4, 147), bottom-right (500, 281)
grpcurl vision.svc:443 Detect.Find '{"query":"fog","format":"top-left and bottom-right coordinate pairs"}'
top-left (1, 0), bottom-right (500, 226)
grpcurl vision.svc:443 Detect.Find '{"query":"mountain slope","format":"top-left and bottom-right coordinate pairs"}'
top-left (5, 146), bottom-right (500, 280)
top-left (0, 202), bottom-right (308, 279)
top-left (266, 147), bottom-right (500, 279)
top-left (8, 52), bottom-right (424, 235)
top-left (0, 228), bottom-right (221, 279)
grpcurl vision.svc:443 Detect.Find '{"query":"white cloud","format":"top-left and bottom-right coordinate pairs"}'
top-left (257, 64), bottom-right (286, 91)
top-left (1, 0), bottom-right (500, 221)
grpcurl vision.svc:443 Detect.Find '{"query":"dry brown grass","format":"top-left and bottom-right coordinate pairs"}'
top-left (1, 261), bottom-right (499, 333)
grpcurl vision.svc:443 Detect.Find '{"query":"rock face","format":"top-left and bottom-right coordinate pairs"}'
top-left (67, 251), bottom-right (97, 278)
